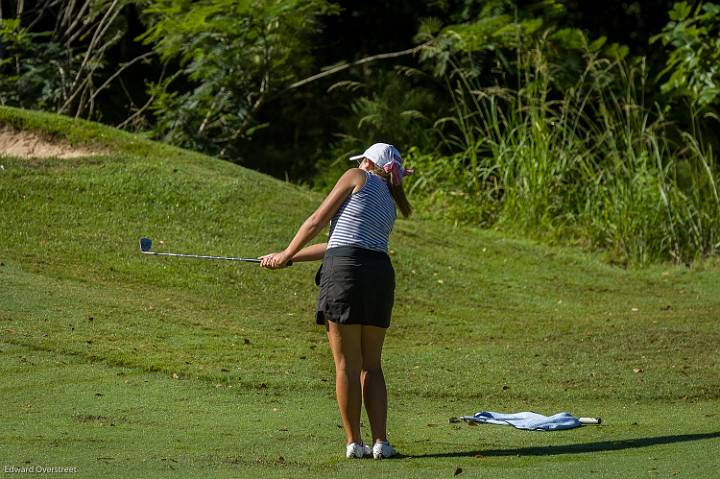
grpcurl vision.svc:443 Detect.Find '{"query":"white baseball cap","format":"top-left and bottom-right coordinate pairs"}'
top-left (349, 143), bottom-right (413, 185)
top-left (349, 143), bottom-right (402, 167)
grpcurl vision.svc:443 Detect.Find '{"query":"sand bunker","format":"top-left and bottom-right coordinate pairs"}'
top-left (0, 125), bottom-right (102, 159)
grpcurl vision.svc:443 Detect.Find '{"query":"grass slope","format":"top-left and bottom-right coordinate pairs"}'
top-left (1, 106), bottom-right (719, 478)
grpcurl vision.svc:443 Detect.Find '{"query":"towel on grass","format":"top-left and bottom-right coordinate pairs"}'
top-left (457, 411), bottom-right (583, 431)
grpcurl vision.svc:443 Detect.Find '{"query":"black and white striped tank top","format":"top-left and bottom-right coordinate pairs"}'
top-left (327, 171), bottom-right (396, 253)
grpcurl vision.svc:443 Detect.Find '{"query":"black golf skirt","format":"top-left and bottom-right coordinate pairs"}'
top-left (315, 246), bottom-right (395, 328)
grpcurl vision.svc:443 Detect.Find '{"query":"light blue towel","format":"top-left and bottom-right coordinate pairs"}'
top-left (459, 411), bottom-right (582, 431)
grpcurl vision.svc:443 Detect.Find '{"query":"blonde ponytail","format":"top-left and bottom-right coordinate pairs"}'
top-left (368, 164), bottom-right (412, 218)
top-left (390, 182), bottom-right (412, 218)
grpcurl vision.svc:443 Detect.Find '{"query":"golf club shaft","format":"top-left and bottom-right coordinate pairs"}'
top-left (139, 237), bottom-right (292, 266)
top-left (141, 251), bottom-right (261, 262)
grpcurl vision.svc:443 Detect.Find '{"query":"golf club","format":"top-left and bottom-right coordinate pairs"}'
top-left (139, 237), bottom-right (292, 266)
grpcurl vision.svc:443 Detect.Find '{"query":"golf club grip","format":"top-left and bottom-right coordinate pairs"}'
top-left (250, 260), bottom-right (292, 267)
top-left (258, 258), bottom-right (294, 267)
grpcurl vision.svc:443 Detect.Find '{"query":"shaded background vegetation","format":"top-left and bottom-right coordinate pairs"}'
top-left (1, 0), bottom-right (719, 265)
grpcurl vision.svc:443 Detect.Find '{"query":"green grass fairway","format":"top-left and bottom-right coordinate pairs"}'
top-left (1, 106), bottom-right (719, 478)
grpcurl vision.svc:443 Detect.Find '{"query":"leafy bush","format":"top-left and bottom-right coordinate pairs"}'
top-left (0, 20), bottom-right (70, 111)
top-left (141, 0), bottom-right (338, 159)
top-left (0, 1), bottom-right (143, 120)
top-left (652, 2), bottom-right (720, 107)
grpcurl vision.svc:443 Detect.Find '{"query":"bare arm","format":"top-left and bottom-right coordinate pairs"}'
top-left (260, 169), bottom-right (365, 268)
top-left (291, 242), bottom-right (327, 262)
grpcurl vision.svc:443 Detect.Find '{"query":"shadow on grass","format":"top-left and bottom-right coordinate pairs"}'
top-left (409, 432), bottom-right (720, 459)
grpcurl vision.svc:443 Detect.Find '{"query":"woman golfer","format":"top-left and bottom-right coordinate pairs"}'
top-left (260, 143), bottom-right (412, 459)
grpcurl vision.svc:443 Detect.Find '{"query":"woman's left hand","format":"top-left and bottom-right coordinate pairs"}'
top-left (259, 251), bottom-right (292, 269)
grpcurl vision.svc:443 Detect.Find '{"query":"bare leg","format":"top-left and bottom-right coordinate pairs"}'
top-left (326, 321), bottom-right (363, 444)
top-left (360, 325), bottom-right (388, 444)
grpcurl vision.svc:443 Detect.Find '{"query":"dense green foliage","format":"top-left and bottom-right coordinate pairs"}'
top-left (140, 0), bottom-right (339, 157)
top-left (0, 19), bottom-right (66, 110)
top-left (408, 2), bottom-right (720, 265)
top-left (1, 0), bottom-right (719, 264)
top-left (2, 108), bottom-right (719, 476)
top-left (652, 1), bottom-right (720, 106)
top-left (0, 0), bottom-right (138, 118)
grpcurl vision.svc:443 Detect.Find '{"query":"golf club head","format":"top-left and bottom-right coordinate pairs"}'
top-left (139, 237), bottom-right (153, 253)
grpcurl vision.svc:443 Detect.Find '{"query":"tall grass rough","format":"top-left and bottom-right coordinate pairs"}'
top-left (411, 40), bottom-right (720, 266)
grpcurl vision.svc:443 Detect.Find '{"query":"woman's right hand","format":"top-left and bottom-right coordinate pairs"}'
top-left (259, 251), bottom-right (291, 269)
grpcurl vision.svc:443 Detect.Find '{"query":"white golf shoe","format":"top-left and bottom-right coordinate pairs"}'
top-left (345, 442), bottom-right (372, 459)
top-left (372, 441), bottom-right (396, 459)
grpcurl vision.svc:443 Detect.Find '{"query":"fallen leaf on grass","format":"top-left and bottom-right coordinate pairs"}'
top-left (633, 368), bottom-right (643, 374)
